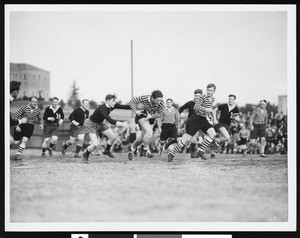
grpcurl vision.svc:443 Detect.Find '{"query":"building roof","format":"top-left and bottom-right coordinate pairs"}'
top-left (10, 63), bottom-right (50, 73)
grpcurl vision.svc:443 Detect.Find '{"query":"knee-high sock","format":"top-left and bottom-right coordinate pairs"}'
top-left (16, 143), bottom-right (26, 155)
top-left (198, 136), bottom-right (213, 152)
top-left (170, 141), bottom-right (185, 156)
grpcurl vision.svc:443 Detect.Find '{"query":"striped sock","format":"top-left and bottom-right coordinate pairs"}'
top-left (17, 144), bottom-right (25, 155)
top-left (199, 136), bottom-right (213, 152)
top-left (170, 141), bottom-right (185, 156)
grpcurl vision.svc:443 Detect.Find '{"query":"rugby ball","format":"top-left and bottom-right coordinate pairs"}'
top-left (136, 102), bottom-right (145, 110)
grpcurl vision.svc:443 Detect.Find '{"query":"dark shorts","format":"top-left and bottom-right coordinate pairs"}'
top-left (160, 123), bottom-right (177, 141)
top-left (237, 137), bottom-right (247, 145)
top-left (44, 122), bottom-right (60, 138)
top-left (69, 123), bottom-right (86, 138)
top-left (14, 123), bottom-right (34, 141)
top-left (250, 123), bottom-right (266, 139)
top-left (129, 133), bottom-right (136, 143)
top-left (186, 114), bottom-right (213, 136)
top-left (135, 114), bottom-right (155, 125)
top-left (214, 122), bottom-right (230, 132)
top-left (84, 118), bottom-right (110, 135)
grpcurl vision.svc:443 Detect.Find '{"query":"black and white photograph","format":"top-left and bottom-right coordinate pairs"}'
top-left (5, 4), bottom-right (296, 232)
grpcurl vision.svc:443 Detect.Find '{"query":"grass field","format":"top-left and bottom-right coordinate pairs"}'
top-left (9, 149), bottom-right (288, 222)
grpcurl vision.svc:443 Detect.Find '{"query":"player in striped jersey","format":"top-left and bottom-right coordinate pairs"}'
top-left (211, 94), bottom-right (240, 158)
top-left (178, 89), bottom-right (203, 154)
top-left (81, 94), bottom-right (130, 163)
top-left (243, 99), bottom-right (269, 157)
top-left (12, 96), bottom-right (43, 160)
top-left (61, 99), bottom-right (90, 158)
top-left (10, 81), bottom-right (28, 145)
top-left (157, 98), bottom-right (180, 156)
top-left (41, 97), bottom-right (65, 157)
top-left (168, 83), bottom-right (217, 162)
top-left (128, 90), bottom-right (165, 160)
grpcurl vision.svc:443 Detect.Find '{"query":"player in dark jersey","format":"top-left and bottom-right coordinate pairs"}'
top-left (61, 99), bottom-right (90, 158)
top-left (243, 99), bottom-right (269, 157)
top-left (211, 94), bottom-right (240, 157)
top-left (41, 97), bottom-right (65, 157)
top-left (178, 88), bottom-right (203, 154)
top-left (168, 83), bottom-right (217, 162)
top-left (13, 96), bottom-right (43, 160)
top-left (128, 90), bottom-right (165, 160)
top-left (82, 94), bottom-right (130, 163)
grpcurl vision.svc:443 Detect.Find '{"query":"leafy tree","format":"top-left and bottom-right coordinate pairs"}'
top-left (67, 80), bottom-right (80, 108)
top-left (60, 99), bottom-right (66, 109)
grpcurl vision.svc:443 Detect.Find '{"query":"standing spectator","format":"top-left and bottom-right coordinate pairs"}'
top-left (13, 96), bottom-right (43, 160)
top-left (41, 97), bottom-right (64, 157)
top-left (243, 99), bottom-right (268, 157)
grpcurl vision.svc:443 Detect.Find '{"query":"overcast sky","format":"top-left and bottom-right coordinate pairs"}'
top-left (8, 6), bottom-right (288, 107)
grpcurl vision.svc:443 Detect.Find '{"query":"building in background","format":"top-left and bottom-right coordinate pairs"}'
top-left (278, 95), bottom-right (287, 115)
top-left (10, 63), bottom-right (50, 100)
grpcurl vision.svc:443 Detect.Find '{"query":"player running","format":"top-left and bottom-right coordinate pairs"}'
top-left (41, 97), bottom-right (65, 157)
top-left (167, 83), bottom-right (217, 162)
top-left (82, 94), bottom-right (130, 163)
top-left (211, 94), bottom-right (240, 158)
top-left (158, 98), bottom-right (180, 156)
top-left (243, 99), bottom-right (269, 157)
top-left (178, 89), bottom-right (203, 155)
top-left (128, 90), bottom-right (165, 160)
top-left (61, 99), bottom-right (90, 158)
top-left (12, 96), bottom-right (43, 160)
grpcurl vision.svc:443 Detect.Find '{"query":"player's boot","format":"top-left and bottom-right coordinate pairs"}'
top-left (243, 149), bottom-right (249, 156)
top-left (198, 150), bottom-right (208, 160)
top-left (260, 153), bottom-right (267, 158)
top-left (74, 153), bottom-right (81, 158)
top-left (82, 152), bottom-right (89, 164)
top-left (103, 150), bottom-right (115, 158)
top-left (128, 147), bottom-right (137, 161)
top-left (167, 153), bottom-right (174, 162)
top-left (191, 150), bottom-right (200, 158)
top-left (14, 154), bottom-right (22, 161)
top-left (47, 147), bottom-right (53, 156)
top-left (41, 152), bottom-right (46, 157)
top-left (146, 150), bottom-right (154, 158)
top-left (139, 145), bottom-right (145, 157)
top-left (211, 153), bottom-right (216, 158)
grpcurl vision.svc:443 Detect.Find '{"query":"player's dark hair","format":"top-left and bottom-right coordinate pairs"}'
top-left (194, 89), bottom-right (203, 94)
top-left (10, 81), bottom-right (21, 93)
top-left (29, 96), bottom-right (38, 101)
top-left (82, 99), bottom-right (89, 103)
top-left (105, 94), bottom-right (117, 101)
top-left (151, 90), bottom-right (163, 99)
top-left (166, 98), bottom-right (173, 102)
top-left (260, 99), bottom-right (267, 104)
top-left (52, 97), bottom-right (59, 101)
top-left (207, 83), bottom-right (216, 90)
top-left (228, 94), bottom-right (236, 99)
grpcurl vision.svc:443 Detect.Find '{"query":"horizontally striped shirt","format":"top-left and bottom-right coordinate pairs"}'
top-left (250, 107), bottom-right (268, 125)
top-left (161, 106), bottom-right (180, 126)
top-left (194, 94), bottom-right (215, 117)
top-left (13, 104), bottom-right (42, 125)
top-left (129, 95), bottom-right (165, 119)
